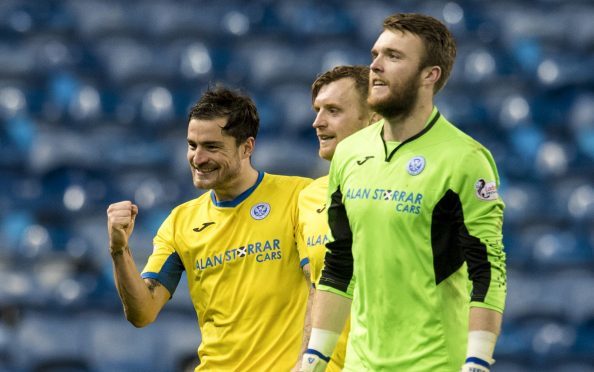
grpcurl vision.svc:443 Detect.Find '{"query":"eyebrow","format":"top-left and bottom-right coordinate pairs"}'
top-left (323, 102), bottom-right (341, 109)
top-left (187, 139), bottom-right (225, 146)
top-left (314, 98), bottom-right (342, 109)
top-left (372, 46), bottom-right (404, 55)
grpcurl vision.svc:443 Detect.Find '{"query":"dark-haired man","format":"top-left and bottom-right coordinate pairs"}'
top-left (304, 13), bottom-right (507, 372)
top-left (107, 86), bottom-right (312, 371)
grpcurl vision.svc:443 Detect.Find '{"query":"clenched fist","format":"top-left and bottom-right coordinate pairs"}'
top-left (107, 201), bottom-right (139, 255)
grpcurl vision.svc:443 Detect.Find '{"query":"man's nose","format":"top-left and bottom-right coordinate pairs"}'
top-left (312, 112), bottom-right (326, 128)
top-left (192, 147), bottom-right (209, 165)
top-left (370, 55), bottom-right (382, 72)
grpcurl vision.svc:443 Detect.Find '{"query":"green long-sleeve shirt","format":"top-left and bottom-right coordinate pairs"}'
top-left (319, 107), bottom-right (507, 371)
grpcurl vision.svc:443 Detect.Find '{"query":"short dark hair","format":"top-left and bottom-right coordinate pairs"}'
top-left (188, 86), bottom-right (259, 144)
top-left (311, 65), bottom-right (370, 104)
top-left (383, 13), bottom-right (456, 93)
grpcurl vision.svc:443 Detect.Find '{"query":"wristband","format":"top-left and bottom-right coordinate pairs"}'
top-left (466, 330), bottom-right (497, 365)
top-left (465, 357), bottom-right (490, 368)
top-left (304, 348), bottom-right (330, 363)
top-left (308, 328), bottom-right (340, 358)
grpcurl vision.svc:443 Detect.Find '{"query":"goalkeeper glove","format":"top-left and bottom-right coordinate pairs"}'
top-left (300, 349), bottom-right (329, 372)
top-left (461, 357), bottom-right (490, 372)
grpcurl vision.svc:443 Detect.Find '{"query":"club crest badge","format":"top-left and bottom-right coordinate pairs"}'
top-left (407, 156), bottom-right (425, 176)
top-left (475, 179), bottom-right (499, 201)
top-left (250, 202), bottom-right (271, 220)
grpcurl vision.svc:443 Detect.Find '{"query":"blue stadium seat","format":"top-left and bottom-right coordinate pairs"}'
top-left (307, 40), bottom-right (371, 73)
top-left (552, 176), bottom-right (594, 222)
top-left (27, 34), bottom-right (81, 74)
top-left (0, 41), bottom-right (35, 79)
top-left (113, 82), bottom-right (184, 127)
top-left (93, 37), bottom-right (177, 83)
top-left (232, 37), bottom-right (311, 87)
top-left (562, 3), bottom-right (594, 52)
top-left (561, 270), bottom-right (594, 325)
top-left (453, 43), bottom-right (509, 85)
top-left (435, 88), bottom-right (488, 130)
top-left (166, 40), bottom-right (217, 81)
top-left (552, 361), bottom-right (594, 372)
top-left (509, 223), bottom-right (593, 270)
top-left (573, 317), bottom-right (594, 364)
top-left (268, 83), bottom-right (315, 134)
top-left (33, 166), bottom-right (119, 217)
top-left (96, 130), bottom-right (173, 170)
top-left (252, 136), bottom-right (322, 177)
top-left (274, 2), bottom-right (356, 37)
top-left (499, 316), bottom-right (576, 366)
top-left (490, 359), bottom-right (530, 372)
top-left (0, 0), bottom-right (592, 367)
top-left (0, 268), bottom-right (37, 308)
top-left (568, 91), bottom-right (594, 161)
top-left (504, 270), bottom-right (573, 323)
top-left (535, 51), bottom-right (594, 88)
top-left (13, 311), bottom-right (89, 371)
top-left (251, 90), bottom-right (283, 135)
top-left (532, 229), bottom-right (592, 269)
top-left (151, 312), bottom-right (202, 371)
top-left (344, 1), bottom-right (400, 44)
top-left (0, 83), bottom-right (29, 120)
top-left (130, 1), bottom-right (236, 39)
top-left (113, 171), bottom-right (181, 211)
top-left (508, 125), bottom-right (545, 168)
top-left (531, 89), bottom-right (577, 131)
top-left (85, 312), bottom-right (157, 371)
top-left (0, 322), bottom-right (15, 371)
top-left (64, 0), bottom-right (133, 38)
top-left (501, 182), bottom-right (549, 226)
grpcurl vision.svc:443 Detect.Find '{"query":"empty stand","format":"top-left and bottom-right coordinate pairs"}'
top-left (0, 0), bottom-right (592, 370)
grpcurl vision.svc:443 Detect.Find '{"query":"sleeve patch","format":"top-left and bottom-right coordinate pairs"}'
top-left (474, 179), bottom-right (498, 201)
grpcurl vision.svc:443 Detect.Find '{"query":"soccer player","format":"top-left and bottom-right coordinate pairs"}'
top-left (297, 65), bottom-right (376, 371)
top-left (106, 87), bottom-right (312, 371)
top-left (302, 13), bottom-right (507, 372)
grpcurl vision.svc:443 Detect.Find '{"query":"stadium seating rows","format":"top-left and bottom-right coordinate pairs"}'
top-left (1, 0), bottom-right (593, 370)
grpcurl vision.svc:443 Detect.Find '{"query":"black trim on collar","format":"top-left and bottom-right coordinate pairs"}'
top-left (381, 111), bottom-right (441, 162)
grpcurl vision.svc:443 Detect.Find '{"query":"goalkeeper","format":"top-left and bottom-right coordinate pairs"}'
top-left (302, 13), bottom-right (507, 372)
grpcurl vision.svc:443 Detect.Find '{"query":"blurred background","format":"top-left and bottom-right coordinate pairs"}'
top-left (0, 0), bottom-right (593, 371)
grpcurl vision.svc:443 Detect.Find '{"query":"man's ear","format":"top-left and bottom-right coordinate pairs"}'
top-left (421, 65), bottom-right (442, 89)
top-left (241, 137), bottom-right (256, 159)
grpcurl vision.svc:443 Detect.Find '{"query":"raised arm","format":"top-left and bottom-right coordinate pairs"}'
top-left (107, 201), bottom-right (169, 327)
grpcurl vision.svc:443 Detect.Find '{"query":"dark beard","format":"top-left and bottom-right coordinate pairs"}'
top-left (368, 74), bottom-right (420, 120)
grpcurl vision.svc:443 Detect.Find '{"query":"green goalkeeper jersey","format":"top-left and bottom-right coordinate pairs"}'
top-left (318, 107), bottom-right (507, 371)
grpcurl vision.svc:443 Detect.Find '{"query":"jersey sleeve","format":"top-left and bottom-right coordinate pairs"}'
top-left (318, 151), bottom-right (355, 299)
top-left (141, 211), bottom-right (185, 297)
top-left (290, 177), bottom-right (313, 267)
top-left (296, 191), bottom-right (310, 269)
top-left (457, 147), bottom-right (507, 313)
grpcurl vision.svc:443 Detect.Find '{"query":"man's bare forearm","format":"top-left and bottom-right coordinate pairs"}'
top-left (311, 290), bottom-right (351, 333)
top-left (469, 307), bottom-right (502, 334)
top-left (293, 264), bottom-right (315, 371)
top-left (111, 246), bottom-right (166, 327)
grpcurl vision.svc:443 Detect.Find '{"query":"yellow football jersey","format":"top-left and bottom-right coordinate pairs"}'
top-left (297, 175), bottom-right (350, 371)
top-left (142, 172), bottom-right (312, 371)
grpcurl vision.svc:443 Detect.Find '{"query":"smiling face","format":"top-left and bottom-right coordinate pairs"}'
top-left (312, 78), bottom-right (370, 160)
top-left (187, 117), bottom-right (251, 191)
top-left (368, 29), bottom-right (426, 119)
